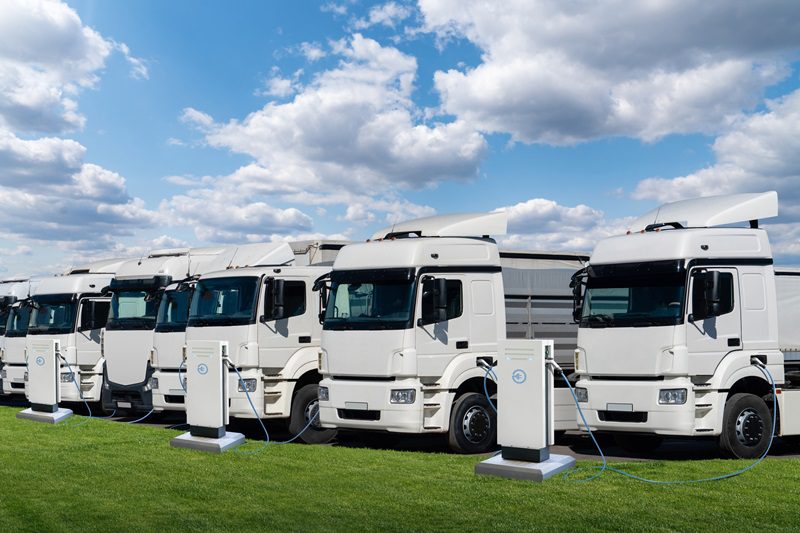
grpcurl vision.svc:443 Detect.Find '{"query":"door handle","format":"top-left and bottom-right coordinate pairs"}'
top-left (728, 338), bottom-right (741, 347)
top-left (456, 340), bottom-right (469, 350)
top-left (299, 336), bottom-right (311, 344)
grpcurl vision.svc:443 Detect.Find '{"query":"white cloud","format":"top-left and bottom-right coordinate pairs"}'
top-left (420, 0), bottom-right (800, 144)
top-left (0, 0), bottom-right (146, 133)
top-left (300, 42), bottom-right (326, 62)
top-left (187, 34), bottom-right (485, 194)
top-left (321, 2), bottom-right (348, 16)
top-left (354, 2), bottom-right (413, 30)
top-left (114, 42), bottom-right (149, 80)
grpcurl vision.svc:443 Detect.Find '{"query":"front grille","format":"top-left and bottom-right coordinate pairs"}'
top-left (338, 409), bottom-right (381, 421)
top-left (598, 411), bottom-right (648, 423)
top-left (165, 395), bottom-right (185, 404)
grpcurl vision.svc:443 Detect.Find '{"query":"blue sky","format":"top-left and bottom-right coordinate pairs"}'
top-left (1, 0), bottom-right (799, 277)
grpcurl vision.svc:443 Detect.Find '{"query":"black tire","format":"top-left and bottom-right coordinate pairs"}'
top-left (448, 392), bottom-right (496, 454)
top-left (614, 433), bottom-right (664, 453)
top-left (289, 384), bottom-right (336, 445)
top-left (720, 392), bottom-right (773, 459)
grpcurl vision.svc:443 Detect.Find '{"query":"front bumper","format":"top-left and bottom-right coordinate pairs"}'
top-left (578, 377), bottom-right (702, 436)
top-left (318, 377), bottom-right (436, 434)
top-left (60, 369), bottom-right (102, 403)
top-left (2, 364), bottom-right (27, 395)
top-left (152, 369), bottom-right (186, 412)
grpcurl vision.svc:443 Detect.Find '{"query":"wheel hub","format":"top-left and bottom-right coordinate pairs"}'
top-left (462, 405), bottom-right (490, 443)
top-left (735, 407), bottom-right (764, 447)
top-left (305, 398), bottom-right (321, 429)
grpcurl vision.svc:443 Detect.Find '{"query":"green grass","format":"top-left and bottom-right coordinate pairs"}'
top-left (0, 406), bottom-right (798, 532)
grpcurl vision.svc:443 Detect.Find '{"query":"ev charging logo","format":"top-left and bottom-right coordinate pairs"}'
top-left (35, 356), bottom-right (45, 366)
top-left (512, 369), bottom-right (527, 384)
top-left (197, 363), bottom-right (209, 376)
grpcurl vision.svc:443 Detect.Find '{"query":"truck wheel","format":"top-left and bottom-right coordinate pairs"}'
top-left (448, 392), bottom-right (496, 454)
top-left (289, 384), bottom-right (336, 445)
top-left (719, 393), bottom-right (773, 459)
top-left (614, 433), bottom-right (663, 453)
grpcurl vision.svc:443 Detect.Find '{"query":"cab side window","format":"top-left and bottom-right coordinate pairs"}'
top-left (283, 281), bottom-right (306, 319)
top-left (421, 279), bottom-right (463, 323)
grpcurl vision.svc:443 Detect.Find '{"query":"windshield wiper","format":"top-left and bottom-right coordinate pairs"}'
top-left (584, 314), bottom-right (614, 325)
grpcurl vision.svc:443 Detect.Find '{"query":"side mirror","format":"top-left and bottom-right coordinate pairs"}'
top-left (264, 278), bottom-right (285, 321)
top-left (433, 278), bottom-right (447, 323)
top-left (570, 268), bottom-right (587, 322)
top-left (690, 271), bottom-right (720, 322)
top-left (101, 286), bottom-right (110, 296)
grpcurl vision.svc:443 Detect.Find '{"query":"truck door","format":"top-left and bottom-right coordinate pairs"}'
top-left (76, 298), bottom-right (111, 366)
top-left (416, 275), bottom-right (470, 378)
top-left (257, 279), bottom-right (314, 369)
top-left (686, 268), bottom-right (742, 375)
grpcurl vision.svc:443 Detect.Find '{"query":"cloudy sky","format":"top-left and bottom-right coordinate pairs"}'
top-left (1, 0), bottom-right (799, 277)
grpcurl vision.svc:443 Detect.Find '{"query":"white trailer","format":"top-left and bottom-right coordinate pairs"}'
top-left (1, 279), bottom-right (35, 395)
top-left (182, 241), bottom-right (347, 443)
top-left (573, 191), bottom-right (800, 458)
top-left (23, 259), bottom-right (127, 403)
top-left (150, 241), bottom-right (341, 412)
top-left (317, 213), bottom-right (586, 453)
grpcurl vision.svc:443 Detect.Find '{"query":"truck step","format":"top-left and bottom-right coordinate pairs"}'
top-left (694, 428), bottom-right (714, 432)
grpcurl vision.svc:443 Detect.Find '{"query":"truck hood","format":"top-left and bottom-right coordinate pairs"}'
top-left (105, 329), bottom-right (154, 385)
top-left (322, 329), bottom-right (413, 377)
top-left (580, 325), bottom-right (678, 376)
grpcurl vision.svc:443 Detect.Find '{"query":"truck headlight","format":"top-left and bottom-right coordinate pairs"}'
top-left (60, 372), bottom-right (75, 383)
top-left (390, 389), bottom-right (416, 404)
top-left (658, 388), bottom-right (687, 405)
top-left (149, 377), bottom-right (159, 391)
top-left (238, 378), bottom-right (257, 393)
top-left (318, 386), bottom-right (329, 402)
top-left (1, 369), bottom-right (6, 379)
top-left (574, 387), bottom-right (588, 403)
top-left (23, 371), bottom-right (28, 382)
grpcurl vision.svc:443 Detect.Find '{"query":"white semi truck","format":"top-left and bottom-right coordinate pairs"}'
top-left (24, 259), bottom-right (126, 404)
top-left (573, 191), bottom-right (800, 458)
top-left (150, 241), bottom-right (336, 412)
top-left (1, 279), bottom-right (35, 396)
top-left (101, 246), bottom-right (257, 414)
top-left (317, 213), bottom-right (587, 453)
top-left (183, 241), bottom-right (346, 443)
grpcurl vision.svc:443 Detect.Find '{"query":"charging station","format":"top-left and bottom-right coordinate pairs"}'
top-left (17, 339), bottom-right (73, 424)
top-left (475, 339), bottom-right (576, 482)
top-left (170, 340), bottom-right (245, 453)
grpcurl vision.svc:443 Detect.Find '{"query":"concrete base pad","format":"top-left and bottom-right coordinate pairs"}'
top-left (16, 407), bottom-right (73, 424)
top-left (170, 431), bottom-right (245, 453)
top-left (475, 452), bottom-right (576, 482)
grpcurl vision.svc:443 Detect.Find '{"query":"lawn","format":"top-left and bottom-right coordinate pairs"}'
top-left (0, 405), bottom-right (797, 532)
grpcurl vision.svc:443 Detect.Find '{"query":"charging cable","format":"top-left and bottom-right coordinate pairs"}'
top-left (223, 358), bottom-right (321, 452)
top-left (57, 354), bottom-right (92, 427)
top-left (551, 358), bottom-right (777, 484)
top-left (178, 359), bottom-right (187, 392)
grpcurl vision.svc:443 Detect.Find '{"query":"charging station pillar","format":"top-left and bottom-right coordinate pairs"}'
top-left (475, 339), bottom-right (575, 482)
top-left (17, 339), bottom-right (73, 423)
top-left (170, 340), bottom-right (244, 453)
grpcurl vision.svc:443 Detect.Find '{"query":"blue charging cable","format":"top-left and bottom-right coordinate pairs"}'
top-left (226, 362), bottom-right (321, 452)
top-left (178, 359), bottom-right (187, 392)
top-left (58, 356), bottom-right (92, 427)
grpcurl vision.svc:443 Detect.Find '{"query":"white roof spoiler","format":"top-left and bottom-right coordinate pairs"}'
top-left (371, 212), bottom-right (508, 240)
top-left (628, 191), bottom-right (778, 232)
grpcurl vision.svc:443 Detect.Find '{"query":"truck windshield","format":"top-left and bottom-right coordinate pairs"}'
top-left (581, 261), bottom-right (686, 328)
top-left (107, 290), bottom-right (159, 330)
top-left (5, 306), bottom-right (31, 337)
top-left (188, 276), bottom-right (259, 327)
top-left (156, 289), bottom-right (191, 333)
top-left (28, 295), bottom-right (77, 335)
top-left (324, 269), bottom-right (416, 331)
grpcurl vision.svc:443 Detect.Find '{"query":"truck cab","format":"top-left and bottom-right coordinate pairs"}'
top-left (1, 280), bottom-right (35, 396)
top-left (24, 259), bottom-right (125, 404)
top-left (574, 191), bottom-right (800, 458)
top-left (184, 262), bottom-right (337, 443)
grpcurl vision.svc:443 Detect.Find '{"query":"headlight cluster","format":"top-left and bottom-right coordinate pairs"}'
top-left (237, 378), bottom-right (257, 393)
top-left (318, 386), bottom-right (329, 402)
top-left (1, 369), bottom-right (6, 379)
top-left (574, 387), bottom-right (588, 403)
top-left (389, 389), bottom-right (416, 404)
top-left (148, 377), bottom-right (159, 391)
top-left (658, 388), bottom-right (687, 405)
top-left (60, 372), bottom-right (75, 383)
